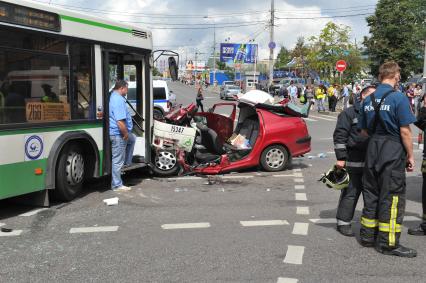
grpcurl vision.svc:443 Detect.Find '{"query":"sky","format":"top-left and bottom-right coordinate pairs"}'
top-left (35, 0), bottom-right (379, 62)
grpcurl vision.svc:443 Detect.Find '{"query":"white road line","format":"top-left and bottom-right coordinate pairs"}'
top-left (294, 185), bottom-right (305, 190)
top-left (273, 174), bottom-right (295, 178)
top-left (404, 216), bottom-right (421, 221)
top-left (222, 175), bottom-right (254, 179)
top-left (310, 115), bottom-right (336, 122)
top-left (283, 245), bottom-right (305, 265)
top-left (310, 218), bottom-right (336, 224)
top-left (292, 168), bottom-right (302, 172)
top-left (277, 278), bottom-right (299, 283)
top-left (0, 223), bottom-right (5, 227)
top-left (295, 193), bottom-right (307, 201)
top-left (304, 118), bottom-right (318, 122)
top-left (293, 172), bottom-right (303, 178)
top-left (0, 230), bottom-right (23, 237)
top-left (19, 208), bottom-right (48, 217)
top-left (240, 220), bottom-right (290, 227)
top-left (161, 223), bottom-right (211, 230)
top-left (296, 207), bottom-right (310, 215)
top-left (294, 178), bottom-right (304, 183)
top-left (69, 226), bottom-right (119, 234)
top-left (292, 222), bottom-right (309, 236)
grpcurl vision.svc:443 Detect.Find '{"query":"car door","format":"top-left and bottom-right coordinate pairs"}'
top-left (196, 102), bottom-right (236, 144)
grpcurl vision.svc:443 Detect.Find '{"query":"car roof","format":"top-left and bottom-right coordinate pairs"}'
top-left (153, 80), bottom-right (168, 87)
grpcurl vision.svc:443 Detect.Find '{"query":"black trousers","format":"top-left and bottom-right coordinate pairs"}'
top-left (360, 135), bottom-right (406, 249)
top-left (196, 99), bottom-right (204, 112)
top-left (336, 171), bottom-right (363, 224)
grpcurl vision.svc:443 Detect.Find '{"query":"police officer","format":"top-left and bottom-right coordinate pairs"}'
top-left (359, 61), bottom-right (417, 257)
top-left (333, 85), bottom-right (376, 236)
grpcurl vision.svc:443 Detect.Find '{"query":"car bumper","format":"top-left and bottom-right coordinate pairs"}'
top-left (296, 135), bottom-right (311, 144)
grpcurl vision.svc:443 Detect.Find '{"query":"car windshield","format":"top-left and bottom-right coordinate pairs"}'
top-left (227, 86), bottom-right (240, 90)
top-left (279, 79), bottom-right (290, 85)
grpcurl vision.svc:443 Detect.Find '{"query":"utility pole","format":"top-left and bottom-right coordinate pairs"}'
top-left (269, 0), bottom-right (275, 87)
top-left (213, 23), bottom-right (216, 86)
top-left (423, 39), bottom-right (426, 93)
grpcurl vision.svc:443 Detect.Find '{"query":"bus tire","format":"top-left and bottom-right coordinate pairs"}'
top-left (153, 149), bottom-right (180, 177)
top-left (54, 143), bottom-right (86, 201)
top-left (153, 108), bottom-right (164, 120)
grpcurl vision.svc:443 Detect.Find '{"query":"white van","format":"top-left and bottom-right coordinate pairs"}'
top-left (153, 80), bottom-right (175, 119)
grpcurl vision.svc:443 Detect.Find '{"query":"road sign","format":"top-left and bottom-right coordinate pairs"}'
top-left (336, 60), bottom-right (347, 72)
top-left (268, 42), bottom-right (276, 49)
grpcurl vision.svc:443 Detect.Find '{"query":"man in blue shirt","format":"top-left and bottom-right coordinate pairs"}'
top-left (109, 80), bottom-right (135, 191)
top-left (358, 61), bottom-right (416, 257)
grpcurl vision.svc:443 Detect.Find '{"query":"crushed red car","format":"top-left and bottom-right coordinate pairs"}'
top-left (152, 90), bottom-right (311, 176)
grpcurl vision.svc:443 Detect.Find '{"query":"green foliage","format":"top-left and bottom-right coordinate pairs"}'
top-left (275, 46), bottom-right (292, 69)
top-left (152, 67), bottom-right (162, 77)
top-left (364, 0), bottom-right (426, 81)
top-left (216, 60), bottom-right (226, 70)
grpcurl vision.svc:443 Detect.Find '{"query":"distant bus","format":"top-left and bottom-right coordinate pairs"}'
top-left (0, 0), bottom-right (154, 204)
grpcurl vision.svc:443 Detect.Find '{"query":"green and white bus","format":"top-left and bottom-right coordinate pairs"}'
top-left (0, 0), bottom-right (154, 205)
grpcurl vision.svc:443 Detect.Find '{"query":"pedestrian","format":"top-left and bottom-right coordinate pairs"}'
top-left (333, 85), bottom-right (376, 236)
top-left (327, 84), bottom-right (335, 111)
top-left (359, 61), bottom-right (417, 257)
top-left (405, 83), bottom-right (415, 113)
top-left (305, 85), bottom-right (314, 110)
top-left (196, 87), bottom-right (204, 112)
top-left (287, 81), bottom-right (298, 104)
top-left (315, 85), bottom-right (326, 112)
top-left (342, 83), bottom-right (350, 110)
top-left (414, 84), bottom-right (424, 114)
top-left (109, 80), bottom-right (136, 192)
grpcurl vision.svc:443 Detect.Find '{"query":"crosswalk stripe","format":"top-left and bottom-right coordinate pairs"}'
top-left (277, 278), bottom-right (299, 283)
top-left (283, 245), bottom-right (305, 265)
top-left (0, 230), bottom-right (23, 237)
top-left (294, 185), bottom-right (305, 190)
top-left (69, 226), bottom-right (119, 233)
top-left (297, 207), bottom-right (310, 215)
top-left (292, 222), bottom-right (309, 235)
top-left (19, 208), bottom-right (48, 217)
top-left (310, 218), bottom-right (336, 224)
top-left (161, 223), bottom-right (210, 230)
top-left (295, 193), bottom-right (307, 201)
top-left (240, 220), bottom-right (289, 227)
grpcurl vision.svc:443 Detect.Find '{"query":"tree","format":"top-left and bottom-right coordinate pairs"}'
top-left (216, 60), bottom-right (226, 70)
top-left (307, 22), bottom-right (364, 83)
top-left (152, 67), bottom-right (162, 77)
top-left (275, 46), bottom-right (292, 69)
top-left (291, 37), bottom-right (310, 77)
top-left (364, 0), bottom-right (426, 81)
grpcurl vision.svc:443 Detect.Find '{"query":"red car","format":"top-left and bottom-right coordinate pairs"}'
top-left (152, 92), bottom-right (311, 176)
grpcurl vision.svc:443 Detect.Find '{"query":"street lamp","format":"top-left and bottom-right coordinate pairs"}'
top-left (204, 15), bottom-right (216, 86)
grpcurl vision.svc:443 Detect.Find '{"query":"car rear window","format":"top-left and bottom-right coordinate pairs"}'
top-left (153, 87), bottom-right (167, 100)
top-left (228, 86), bottom-right (239, 90)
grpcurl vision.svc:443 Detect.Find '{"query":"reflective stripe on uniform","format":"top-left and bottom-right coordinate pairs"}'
top-left (388, 196), bottom-right (399, 247)
top-left (346, 161), bottom-right (365, 168)
top-left (352, 117), bottom-right (358, 124)
top-left (334, 144), bottom-right (346, 149)
top-left (361, 217), bottom-right (378, 228)
top-left (378, 223), bottom-right (401, 233)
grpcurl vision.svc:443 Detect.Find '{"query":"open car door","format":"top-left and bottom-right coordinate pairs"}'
top-left (196, 102), bottom-right (236, 145)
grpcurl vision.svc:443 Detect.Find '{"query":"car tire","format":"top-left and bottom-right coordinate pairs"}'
top-left (260, 145), bottom-right (289, 172)
top-left (53, 143), bottom-right (85, 201)
top-left (153, 150), bottom-right (180, 177)
top-left (153, 108), bottom-right (164, 120)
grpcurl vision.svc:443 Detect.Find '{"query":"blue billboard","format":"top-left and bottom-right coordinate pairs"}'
top-left (220, 43), bottom-right (258, 64)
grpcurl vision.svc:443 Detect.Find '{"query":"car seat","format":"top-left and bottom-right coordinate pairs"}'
top-left (233, 115), bottom-right (259, 147)
top-left (194, 123), bottom-right (224, 163)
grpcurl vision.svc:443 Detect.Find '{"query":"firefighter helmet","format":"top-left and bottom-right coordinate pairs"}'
top-left (319, 165), bottom-right (350, 190)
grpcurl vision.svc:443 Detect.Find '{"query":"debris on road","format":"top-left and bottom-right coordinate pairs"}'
top-left (1, 227), bottom-right (13, 233)
top-left (103, 197), bottom-right (119, 206)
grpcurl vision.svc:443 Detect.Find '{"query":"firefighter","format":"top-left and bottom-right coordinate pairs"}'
top-left (333, 85), bottom-right (376, 236)
top-left (359, 61), bottom-right (417, 257)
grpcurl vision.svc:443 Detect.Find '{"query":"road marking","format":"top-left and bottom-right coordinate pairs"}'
top-left (309, 115), bottom-right (336, 122)
top-left (292, 222), bottom-right (309, 235)
top-left (165, 175), bottom-right (255, 181)
top-left (273, 174), bottom-right (296, 178)
top-left (304, 118), bottom-right (318, 122)
top-left (310, 218), bottom-right (336, 224)
top-left (161, 223), bottom-right (211, 230)
top-left (294, 185), bottom-right (305, 190)
top-left (19, 208), bottom-right (48, 217)
top-left (294, 178), bottom-right (304, 183)
top-left (0, 223), bottom-right (5, 227)
top-left (295, 193), bottom-right (307, 201)
top-left (222, 175), bottom-right (254, 179)
top-left (293, 172), bottom-right (303, 178)
top-left (297, 207), bottom-right (310, 215)
top-left (404, 216), bottom-right (421, 221)
top-left (0, 230), bottom-right (23, 237)
top-left (277, 278), bottom-right (299, 283)
top-left (240, 220), bottom-right (290, 227)
top-left (69, 226), bottom-right (119, 234)
top-left (292, 168), bottom-right (302, 172)
top-left (283, 245), bottom-right (305, 265)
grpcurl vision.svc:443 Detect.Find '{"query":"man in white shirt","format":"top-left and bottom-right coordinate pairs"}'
top-left (287, 81), bottom-right (298, 104)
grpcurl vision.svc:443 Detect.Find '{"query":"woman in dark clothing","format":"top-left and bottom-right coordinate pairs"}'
top-left (196, 87), bottom-right (204, 112)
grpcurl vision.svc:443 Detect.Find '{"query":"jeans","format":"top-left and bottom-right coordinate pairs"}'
top-left (317, 98), bottom-right (325, 111)
top-left (110, 133), bottom-right (136, 189)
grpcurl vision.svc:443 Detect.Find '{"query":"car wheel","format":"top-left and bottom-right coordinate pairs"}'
top-left (153, 150), bottom-right (180, 176)
top-left (54, 143), bottom-right (85, 201)
top-left (153, 108), bottom-right (164, 120)
top-left (260, 145), bottom-right (289, 172)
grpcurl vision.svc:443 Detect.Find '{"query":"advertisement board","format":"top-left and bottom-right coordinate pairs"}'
top-left (220, 43), bottom-right (258, 64)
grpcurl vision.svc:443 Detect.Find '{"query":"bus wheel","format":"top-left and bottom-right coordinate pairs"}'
top-left (153, 150), bottom-right (180, 177)
top-left (54, 144), bottom-right (85, 201)
top-left (153, 108), bottom-right (164, 120)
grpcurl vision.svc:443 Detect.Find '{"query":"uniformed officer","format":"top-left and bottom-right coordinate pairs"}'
top-left (359, 61), bottom-right (417, 257)
top-left (333, 85), bottom-right (376, 236)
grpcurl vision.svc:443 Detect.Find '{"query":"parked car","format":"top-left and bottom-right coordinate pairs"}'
top-left (151, 90), bottom-right (312, 176)
top-left (153, 80), bottom-right (175, 120)
top-left (220, 85), bottom-right (241, 100)
top-left (273, 77), bottom-right (305, 96)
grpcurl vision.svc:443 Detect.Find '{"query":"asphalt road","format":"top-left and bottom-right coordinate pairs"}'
top-left (1, 82), bottom-right (426, 282)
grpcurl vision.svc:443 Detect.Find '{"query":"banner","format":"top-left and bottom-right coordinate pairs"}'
top-left (220, 43), bottom-right (258, 64)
